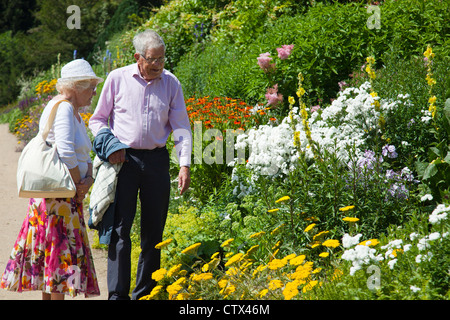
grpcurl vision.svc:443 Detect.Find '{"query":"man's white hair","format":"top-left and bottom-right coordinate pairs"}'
top-left (133, 30), bottom-right (165, 55)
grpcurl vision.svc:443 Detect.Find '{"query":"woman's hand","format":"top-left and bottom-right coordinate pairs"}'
top-left (75, 176), bottom-right (94, 204)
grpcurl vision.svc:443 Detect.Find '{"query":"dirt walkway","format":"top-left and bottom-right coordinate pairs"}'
top-left (0, 124), bottom-right (108, 300)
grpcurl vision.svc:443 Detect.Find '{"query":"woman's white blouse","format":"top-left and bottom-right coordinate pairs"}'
top-left (39, 100), bottom-right (92, 178)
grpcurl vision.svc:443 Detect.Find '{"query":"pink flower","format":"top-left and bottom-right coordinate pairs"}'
top-left (257, 52), bottom-right (276, 72)
top-left (265, 84), bottom-right (283, 107)
top-left (276, 44), bottom-right (294, 60)
top-left (311, 105), bottom-right (321, 113)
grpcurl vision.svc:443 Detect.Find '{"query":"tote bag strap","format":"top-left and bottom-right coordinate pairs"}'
top-left (41, 100), bottom-right (70, 141)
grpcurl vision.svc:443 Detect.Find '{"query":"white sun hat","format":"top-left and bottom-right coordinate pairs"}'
top-left (58, 59), bottom-right (104, 84)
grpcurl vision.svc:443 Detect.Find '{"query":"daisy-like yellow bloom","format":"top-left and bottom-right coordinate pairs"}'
top-left (342, 217), bottom-right (360, 223)
top-left (268, 279), bottom-right (284, 290)
top-left (319, 252), bottom-right (329, 258)
top-left (225, 253), bottom-right (244, 267)
top-left (267, 258), bottom-right (287, 270)
top-left (304, 223), bottom-right (316, 232)
top-left (155, 238), bottom-right (173, 249)
top-left (181, 242), bottom-right (201, 255)
top-left (268, 208), bottom-right (280, 213)
top-left (275, 195), bottom-right (290, 203)
top-left (322, 239), bottom-right (340, 248)
top-left (339, 205), bottom-right (355, 212)
top-left (221, 238), bottom-right (234, 248)
top-left (151, 268), bottom-right (167, 281)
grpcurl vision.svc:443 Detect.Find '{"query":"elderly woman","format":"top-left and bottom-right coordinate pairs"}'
top-left (0, 59), bottom-right (103, 300)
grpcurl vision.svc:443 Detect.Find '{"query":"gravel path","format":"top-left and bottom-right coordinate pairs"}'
top-left (0, 124), bottom-right (108, 300)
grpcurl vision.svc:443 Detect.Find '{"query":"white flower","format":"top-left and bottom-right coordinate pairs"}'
top-left (410, 285), bottom-right (421, 293)
top-left (429, 204), bottom-right (449, 224)
top-left (409, 232), bottom-right (420, 241)
top-left (342, 233), bottom-right (363, 248)
top-left (420, 194), bottom-right (433, 202)
top-left (388, 259), bottom-right (397, 270)
top-left (428, 232), bottom-right (440, 241)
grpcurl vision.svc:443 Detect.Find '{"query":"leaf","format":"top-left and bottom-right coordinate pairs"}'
top-left (422, 162), bottom-right (438, 181)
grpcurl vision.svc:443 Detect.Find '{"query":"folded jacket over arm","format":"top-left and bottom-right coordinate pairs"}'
top-left (88, 128), bottom-right (129, 244)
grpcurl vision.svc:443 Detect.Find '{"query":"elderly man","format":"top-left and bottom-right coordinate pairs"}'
top-left (89, 30), bottom-right (192, 300)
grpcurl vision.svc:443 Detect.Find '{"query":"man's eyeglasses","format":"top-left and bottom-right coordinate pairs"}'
top-left (141, 55), bottom-right (166, 64)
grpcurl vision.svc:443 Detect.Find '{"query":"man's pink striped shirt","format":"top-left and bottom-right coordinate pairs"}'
top-left (89, 63), bottom-right (192, 167)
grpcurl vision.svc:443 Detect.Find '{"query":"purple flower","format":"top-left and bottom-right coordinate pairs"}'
top-left (382, 145), bottom-right (398, 158)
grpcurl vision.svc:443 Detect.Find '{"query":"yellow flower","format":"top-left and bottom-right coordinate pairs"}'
top-left (319, 252), bottom-right (329, 258)
top-left (288, 96), bottom-right (295, 105)
top-left (225, 253), bottom-right (244, 267)
top-left (221, 238), bottom-right (234, 247)
top-left (366, 56), bottom-right (375, 65)
top-left (289, 255), bottom-right (306, 266)
top-left (359, 239), bottom-right (380, 246)
top-left (167, 264), bottom-right (182, 277)
top-left (296, 87), bottom-right (305, 98)
top-left (342, 217), bottom-right (359, 223)
top-left (151, 268), bottom-right (167, 281)
top-left (155, 238), bottom-right (173, 249)
top-left (302, 280), bottom-right (318, 293)
top-left (339, 205), bottom-right (355, 212)
top-left (312, 230), bottom-right (329, 240)
top-left (322, 239), bottom-right (340, 248)
top-left (293, 131), bottom-right (301, 148)
top-left (304, 223), bottom-right (316, 232)
top-left (282, 253), bottom-right (296, 262)
top-left (428, 96), bottom-right (437, 104)
top-left (246, 245), bottom-right (259, 255)
top-left (267, 258), bottom-right (287, 270)
top-left (140, 285), bottom-right (163, 300)
top-left (191, 273), bottom-right (213, 282)
top-left (423, 45), bottom-right (435, 60)
top-left (268, 208), bottom-right (280, 213)
top-left (259, 289), bottom-right (269, 298)
top-left (268, 279), bottom-right (284, 290)
top-left (181, 242), bottom-right (201, 255)
top-left (249, 231), bottom-right (265, 239)
top-left (220, 285), bottom-right (236, 297)
top-left (271, 224), bottom-right (284, 235)
top-left (275, 196), bottom-right (290, 203)
top-left (282, 281), bottom-right (300, 300)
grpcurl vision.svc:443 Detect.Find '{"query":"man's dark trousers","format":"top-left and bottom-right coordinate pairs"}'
top-left (107, 147), bottom-right (170, 300)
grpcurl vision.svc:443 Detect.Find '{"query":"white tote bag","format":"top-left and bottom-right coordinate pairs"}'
top-left (17, 100), bottom-right (76, 198)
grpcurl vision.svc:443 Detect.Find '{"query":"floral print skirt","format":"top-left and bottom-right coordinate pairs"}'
top-left (0, 198), bottom-right (100, 298)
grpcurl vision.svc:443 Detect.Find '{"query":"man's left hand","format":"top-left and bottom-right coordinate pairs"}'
top-left (178, 166), bottom-right (191, 195)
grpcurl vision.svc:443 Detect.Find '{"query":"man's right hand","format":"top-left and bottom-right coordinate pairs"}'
top-left (108, 149), bottom-right (126, 164)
